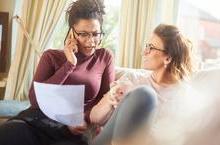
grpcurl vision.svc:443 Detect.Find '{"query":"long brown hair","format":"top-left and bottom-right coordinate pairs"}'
top-left (154, 24), bottom-right (194, 80)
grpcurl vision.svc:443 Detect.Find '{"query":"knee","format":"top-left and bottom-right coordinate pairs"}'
top-left (125, 86), bottom-right (157, 110)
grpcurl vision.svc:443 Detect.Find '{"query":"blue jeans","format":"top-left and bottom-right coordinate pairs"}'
top-left (92, 86), bottom-right (157, 145)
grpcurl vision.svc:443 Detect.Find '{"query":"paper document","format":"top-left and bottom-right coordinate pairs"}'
top-left (34, 82), bottom-right (85, 126)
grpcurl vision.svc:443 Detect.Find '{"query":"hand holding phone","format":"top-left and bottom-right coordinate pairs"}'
top-left (64, 28), bottom-right (78, 65)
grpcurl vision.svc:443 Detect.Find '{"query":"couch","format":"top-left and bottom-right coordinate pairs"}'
top-left (1, 67), bottom-right (220, 123)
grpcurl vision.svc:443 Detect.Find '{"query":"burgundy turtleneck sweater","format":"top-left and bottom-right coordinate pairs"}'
top-left (28, 48), bottom-right (115, 123)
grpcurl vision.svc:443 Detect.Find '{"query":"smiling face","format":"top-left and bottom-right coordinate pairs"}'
top-left (142, 33), bottom-right (170, 72)
top-left (72, 19), bottom-right (102, 55)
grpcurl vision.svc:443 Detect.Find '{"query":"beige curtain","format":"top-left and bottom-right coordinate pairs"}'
top-left (119, 0), bottom-right (179, 68)
top-left (4, 0), bottom-right (67, 100)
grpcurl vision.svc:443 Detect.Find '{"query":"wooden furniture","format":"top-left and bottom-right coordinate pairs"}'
top-left (0, 73), bottom-right (7, 88)
top-left (0, 73), bottom-right (7, 100)
top-left (0, 116), bottom-right (9, 124)
top-left (0, 12), bottom-right (9, 72)
top-left (0, 73), bottom-right (8, 123)
top-left (0, 78), bottom-right (7, 88)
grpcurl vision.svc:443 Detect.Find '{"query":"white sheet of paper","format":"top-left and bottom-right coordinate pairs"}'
top-left (34, 82), bottom-right (85, 126)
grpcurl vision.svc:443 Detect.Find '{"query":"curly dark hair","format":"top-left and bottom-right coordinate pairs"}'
top-left (66, 0), bottom-right (105, 27)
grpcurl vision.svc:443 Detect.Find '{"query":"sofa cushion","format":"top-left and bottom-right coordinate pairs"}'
top-left (1, 67), bottom-right (219, 118)
top-left (116, 67), bottom-right (220, 96)
top-left (0, 100), bottom-right (30, 117)
top-left (191, 68), bottom-right (220, 99)
top-left (115, 66), bottom-right (151, 80)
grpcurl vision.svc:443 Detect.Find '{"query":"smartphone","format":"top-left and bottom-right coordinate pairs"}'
top-left (64, 28), bottom-right (78, 53)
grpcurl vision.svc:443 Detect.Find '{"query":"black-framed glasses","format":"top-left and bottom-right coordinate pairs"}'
top-left (144, 43), bottom-right (166, 53)
top-left (72, 27), bottom-right (104, 40)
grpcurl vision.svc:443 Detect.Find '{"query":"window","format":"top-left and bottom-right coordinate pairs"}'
top-left (102, 0), bottom-right (121, 56)
top-left (47, 0), bottom-right (121, 60)
top-left (177, 0), bottom-right (220, 68)
top-left (46, 0), bottom-right (71, 50)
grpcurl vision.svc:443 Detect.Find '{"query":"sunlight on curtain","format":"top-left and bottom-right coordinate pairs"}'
top-left (119, 0), bottom-right (179, 68)
top-left (4, 0), bottom-right (67, 100)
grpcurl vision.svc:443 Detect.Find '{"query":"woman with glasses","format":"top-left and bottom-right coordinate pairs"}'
top-left (91, 24), bottom-right (195, 145)
top-left (0, 0), bottom-right (114, 145)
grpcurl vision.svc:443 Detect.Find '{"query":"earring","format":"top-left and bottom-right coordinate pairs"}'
top-left (164, 64), bottom-right (167, 68)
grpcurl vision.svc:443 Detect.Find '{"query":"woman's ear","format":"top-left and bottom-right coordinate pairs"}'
top-left (164, 56), bottom-right (172, 65)
top-left (163, 56), bottom-right (172, 68)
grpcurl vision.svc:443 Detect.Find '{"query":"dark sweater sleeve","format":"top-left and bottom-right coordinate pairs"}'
top-left (29, 50), bottom-right (76, 108)
top-left (85, 50), bottom-right (115, 123)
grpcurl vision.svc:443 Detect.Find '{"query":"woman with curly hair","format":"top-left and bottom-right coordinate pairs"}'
top-left (0, 0), bottom-right (115, 145)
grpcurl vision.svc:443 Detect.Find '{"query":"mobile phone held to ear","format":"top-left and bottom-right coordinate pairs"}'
top-left (64, 28), bottom-right (78, 54)
top-left (69, 28), bottom-right (78, 53)
top-left (63, 28), bottom-right (78, 65)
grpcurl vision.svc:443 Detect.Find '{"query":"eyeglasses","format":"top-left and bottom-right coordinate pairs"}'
top-left (144, 43), bottom-right (166, 53)
top-left (72, 28), bottom-right (104, 40)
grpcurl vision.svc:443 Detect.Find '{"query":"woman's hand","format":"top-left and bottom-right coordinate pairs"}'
top-left (68, 122), bottom-right (87, 135)
top-left (107, 81), bottom-right (133, 108)
top-left (106, 91), bottom-right (119, 109)
top-left (64, 29), bottom-right (78, 65)
top-left (90, 81), bottom-right (133, 125)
